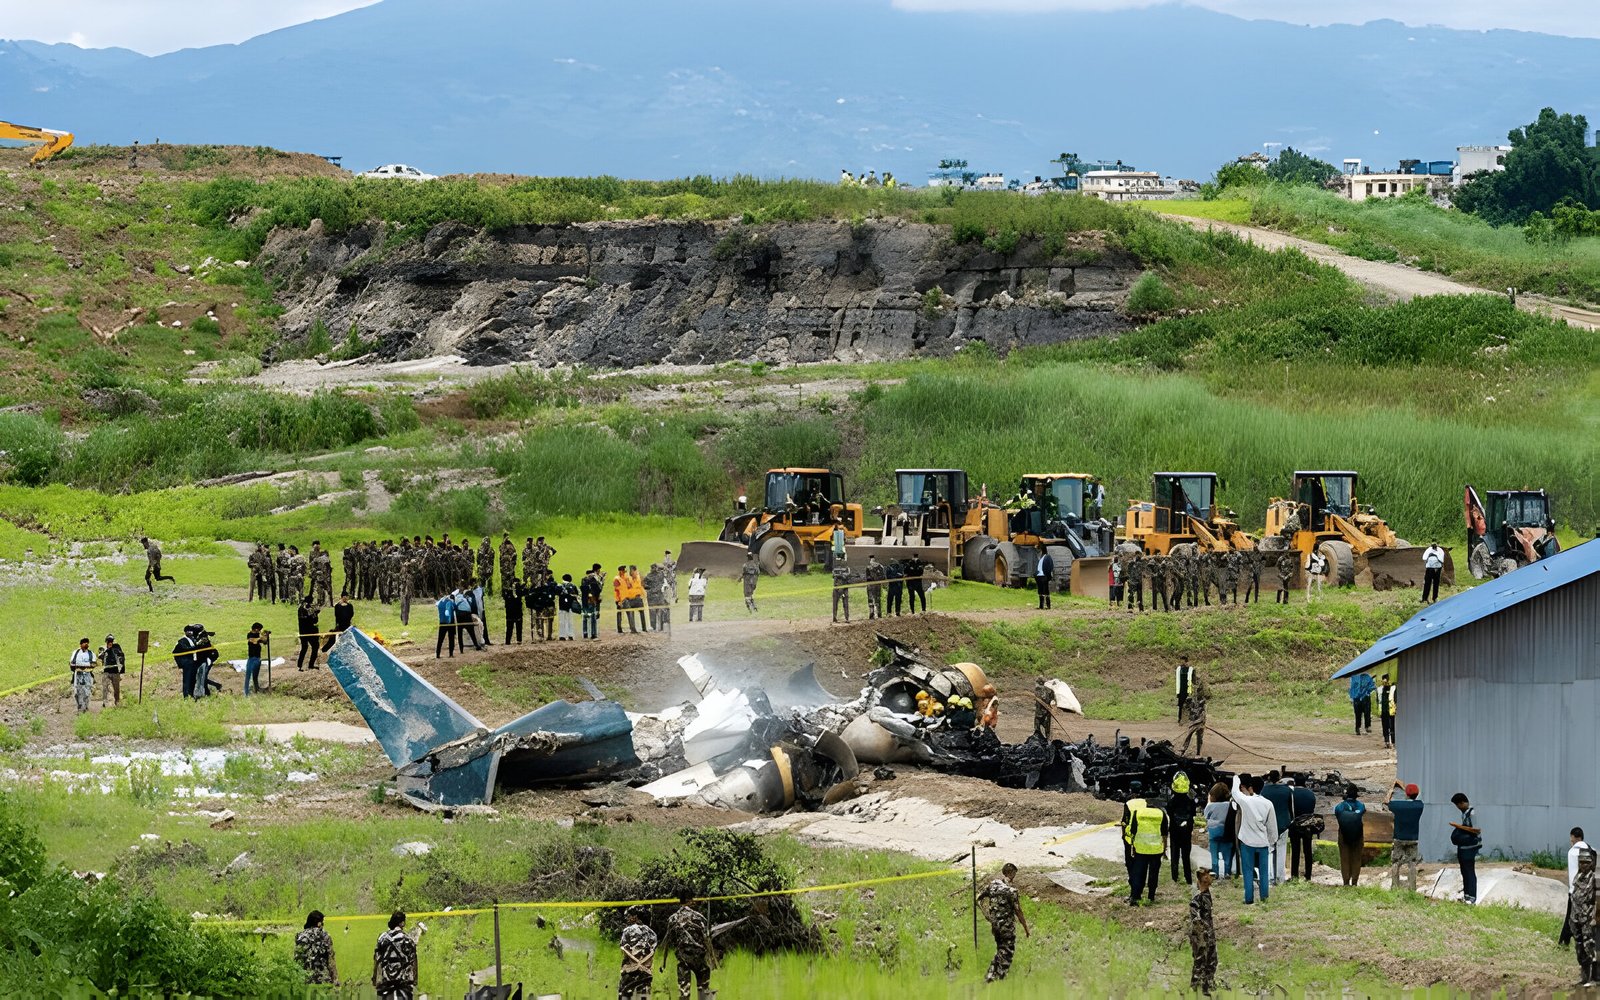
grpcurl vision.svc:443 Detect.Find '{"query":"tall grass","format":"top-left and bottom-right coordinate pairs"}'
top-left (855, 364), bottom-right (1597, 541)
top-left (1247, 183), bottom-right (1600, 302)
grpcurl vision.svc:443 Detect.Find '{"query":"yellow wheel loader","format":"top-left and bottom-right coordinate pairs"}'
top-left (1122, 472), bottom-right (1257, 556)
top-left (678, 468), bottom-right (866, 576)
top-left (1260, 471), bottom-right (1445, 589)
top-left (0, 120), bottom-right (74, 164)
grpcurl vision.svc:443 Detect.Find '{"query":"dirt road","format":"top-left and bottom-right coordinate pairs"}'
top-left (1166, 215), bottom-right (1600, 330)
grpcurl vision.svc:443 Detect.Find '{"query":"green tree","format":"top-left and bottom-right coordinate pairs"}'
top-left (1265, 147), bottom-right (1339, 186)
top-left (1455, 107), bottom-right (1600, 225)
top-left (1212, 160), bottom-right (1268, 193)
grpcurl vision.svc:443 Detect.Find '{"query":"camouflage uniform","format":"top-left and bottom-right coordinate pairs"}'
top-left (287, 551), bottom-right (308, 601)
top-left (1188, 885), bottom-right (1217, 993)
top-left (530, 539), bottom-right (556, 583)
top-left (865, 557), bottom-right (885, 619)
top-left (663, 904), bottom-right (714, 1000)
top-left (312, 549), bottom-right (334, 606)
top-left (399, 553), bottom-right (415, 625)
top-left (1570, 859), bottom-right (1598, 985)
top-left (741, 557), bottom-right (760, 612)
top-left (293, 925), bottom-right (336, 984)
top-left (831, 561), bottom-right (853, 622)
top-left (248, 546), bottom-right (269, 602)
top-left (1124, 555), bottom-right (1145, 611)
top-left (618, 921), bottom-right (657, 1000)
top-left (372, 926), bottom-right (418, 1000)
top-left (499, 536), bottom-right (518, 595)
top-left (363, 542), bottom-right (381, 600)
top-left (1169, 552), bottom-right (1187, 610)
top-left (522, 540), bottom-right (537, 587)
top-left (275, 545), bottom-right (292, 603)
top-left (1221, 551), bottom-right (1241, 603)
top-left (1148, 556), bottom-right (1168, 612)
top-left (477, 538), bottom-right (495, 597)
top-left (1032, 678), bottom-right (1054, 741)
top-left (1208, 553), bottom-right (1228, 605)
top-left (1276, 551), bottom-right (1296, 603)
top-left (1244, 549), bottom-right (1264, 603)
top-left (979, 876), bottom-right (1020, 982)
top-left (341, 545), bottom-right (357, 598)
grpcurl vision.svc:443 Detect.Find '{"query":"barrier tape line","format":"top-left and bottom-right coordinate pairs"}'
top-left (201, 868), bottom-right (964, 931)
top-left (1043, 821), bottom-right (1120, 847)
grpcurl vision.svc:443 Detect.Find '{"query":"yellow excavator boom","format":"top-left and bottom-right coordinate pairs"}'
top-left (0, 120), bottom-right (74, 163)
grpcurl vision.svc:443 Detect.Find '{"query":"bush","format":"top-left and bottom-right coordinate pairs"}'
top-left (0, 413), bottom-right (65, 485)
top-left (1125, 271), bottom-right (1177, 317)
top-left (0, 793), bottom-right (299, 994)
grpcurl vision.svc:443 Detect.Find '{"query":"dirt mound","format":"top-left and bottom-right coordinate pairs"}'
top-left (0, 144), bottom-right (347, 181)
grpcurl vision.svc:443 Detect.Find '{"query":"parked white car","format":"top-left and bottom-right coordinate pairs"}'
top-left (356, 164), bottom-right (437, 181)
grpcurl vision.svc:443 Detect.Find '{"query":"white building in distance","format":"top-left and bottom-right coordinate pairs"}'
top-left (1080, 170), bottom-right (1176, 202)
top-left (1455, 145), bottom-right (1511, 185)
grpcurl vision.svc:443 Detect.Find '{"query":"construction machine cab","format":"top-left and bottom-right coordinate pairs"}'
top-left (1124, 472), bottom-right (1253, 555)
top-left (766, 468), bottom-right (846, 525)
top-left (1292, 471), bottom-right (1356, 531)
top-left (1009, 474), bottom-right (1091, 538)
top-left (896, 469), bottom-right (969, 530)
top-left (1466, 486), bottom-right (1557, 579)
top-left (683, 468), bottom-right (863, 577)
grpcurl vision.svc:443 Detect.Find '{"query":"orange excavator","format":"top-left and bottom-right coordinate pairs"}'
top-left (0, 120), bottom-right (74, 164)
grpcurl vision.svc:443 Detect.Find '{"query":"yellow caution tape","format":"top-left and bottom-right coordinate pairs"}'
top-left (202, 868), bottom-right (963, 931)
top-left (1044, 821), bottom-right (1120, 847)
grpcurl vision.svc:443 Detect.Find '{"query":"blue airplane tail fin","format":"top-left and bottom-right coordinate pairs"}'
top-left (326, 629), bottom-right (484, 767)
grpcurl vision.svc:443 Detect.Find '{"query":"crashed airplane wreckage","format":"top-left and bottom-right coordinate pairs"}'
top-left (326, 629), bottom-right (1228, 811)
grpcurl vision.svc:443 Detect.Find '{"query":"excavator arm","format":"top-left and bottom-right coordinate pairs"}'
top-left (0, 121), bottom-right (74, 163)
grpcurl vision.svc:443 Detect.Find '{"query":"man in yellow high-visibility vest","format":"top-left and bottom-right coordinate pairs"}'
top-left (1126, 796), bottom-right (1169, 906)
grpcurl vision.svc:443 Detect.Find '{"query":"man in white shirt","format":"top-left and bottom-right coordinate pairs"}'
top-left (69, 638), bottom-right (97, 714)
top-left (1305, 551), bottom-right (1327, 602)
top-left (1573, 828), bottom-right (1592, 890)
top-left (1421, 540), bottom-right (1446, 604)
top-left (1231, 774), bottom-right (1279, 904)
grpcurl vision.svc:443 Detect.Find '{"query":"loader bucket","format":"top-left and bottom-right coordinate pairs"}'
top-left (1069, 556), bottom-right (1113, 600)
top-left (1355, 547), bottom-right (1454, 591)
top-left (677, 540), bottom-right (753, 579)
top-left (843, 542), bottom-right (953, 576)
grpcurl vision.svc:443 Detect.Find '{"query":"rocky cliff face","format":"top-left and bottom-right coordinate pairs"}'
top-left (259, 219), bottom-right (1139, 367)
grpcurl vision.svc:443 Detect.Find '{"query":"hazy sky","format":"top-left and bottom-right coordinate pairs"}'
top-left (4, 0), bottom-right (1595, 54)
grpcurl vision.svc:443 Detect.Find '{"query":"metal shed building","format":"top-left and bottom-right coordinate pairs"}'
top-left (1335, 541), bottom-right (1600, 861)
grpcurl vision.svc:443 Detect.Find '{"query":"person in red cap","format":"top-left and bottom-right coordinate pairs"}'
top-left (1386, 780), bottom-right (1425, 891)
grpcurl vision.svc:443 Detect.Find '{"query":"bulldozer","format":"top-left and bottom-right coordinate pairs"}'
top-left (1465, 485), bottom-right (1559, 579)
top-left (969, 473), bottom-right (1118, 598)
top-left (1259, 471), bottom-right (1441, 589)
top-left (678, 468), bottom-right (866, 576)
top-left (1122, 472), bottom-right (1257, 557)
top-left (0, 120), bottom-right (74, 164)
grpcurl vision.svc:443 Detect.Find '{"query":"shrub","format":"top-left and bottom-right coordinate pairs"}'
top-left (1125, 271), bottom-right (1177, 317)
top-left (0, 413), bottom-right (65, 485)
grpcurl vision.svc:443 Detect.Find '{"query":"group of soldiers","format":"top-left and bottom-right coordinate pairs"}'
top-left (1113, 547), bottom-right (1298, 612)
top-left (244, 533), bottom-right (560, 624)
top-left (826, 553), bottom-right (931, 623)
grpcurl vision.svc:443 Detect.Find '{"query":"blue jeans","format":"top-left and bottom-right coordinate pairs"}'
top-left (1208, 830), bottom-right (1235, 877)
top-left (1239, 843), bottom-right (1270, 902)
top-left (244, 657), bottom-right (261, 696)
top-left (1458, 847), bottom-right (1479, 903)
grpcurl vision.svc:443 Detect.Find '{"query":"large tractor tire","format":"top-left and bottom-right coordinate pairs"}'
top-left (1317, 540), bottom-right (1355, 586)
top-left (758, 535), bottom-right (798, 576)
top-left (964, 536), bottom-right (997, 583)
top-left (993, 542), bottom-right (1025, 588)
top-left (1467, 542), bottom-right (1493, 581)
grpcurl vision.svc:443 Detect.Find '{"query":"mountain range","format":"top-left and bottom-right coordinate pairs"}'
top-left (3, 0), bottom-right (1598, 182)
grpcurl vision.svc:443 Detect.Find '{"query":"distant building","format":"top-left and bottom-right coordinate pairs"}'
top-left (1080, 170), bottom-right (1176, 202)
top-left (1236, 151), bottom-right (1271, 171)
top-left (1454, 145), bottom-right (1511, 185)
top-left (1335, 541), bottom-right (1600, 862)
top-left (1335, 158), bottom-right (1451, 203)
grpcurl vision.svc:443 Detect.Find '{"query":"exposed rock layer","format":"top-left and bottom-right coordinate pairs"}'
top-left (261, 219), bottom-right (1139, 366)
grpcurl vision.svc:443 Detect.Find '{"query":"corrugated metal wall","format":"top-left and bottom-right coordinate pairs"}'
top-left (1399, 572), bottom-right (1600, 862)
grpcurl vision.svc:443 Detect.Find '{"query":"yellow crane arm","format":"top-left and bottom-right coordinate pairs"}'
top-left (0, 120), bottom-right (75, 163)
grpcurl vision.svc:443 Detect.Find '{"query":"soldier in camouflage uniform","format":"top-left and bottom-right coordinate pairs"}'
top-left (1243, 549), bottom-right (1264, 603)
top-left (293, 909), bottom-right (338, 984)
top-left (275, 543), bottom-right (291, 604)
top-left (1189, 869), bottom-right (1218, 994)
top-left (660, 894), bottom-right (715, 1000)
top-left (1148, 556), bottom-right (1168, 612)
top-left (831, 555), bottom-right (853, 623)
top-left (1569, 848), bottom-right (1598, 987)
top-left (1208, 552), bottom-right (1228, 605)
top-left (521, 538), bottom-right (537, 587)
top-left (398, 549), bottom-right (415, 625)
top-left (499, 533), bottom-right (518, 596)
top-left (1124, 553), bottom-right (1145, 612)
top-left (741, 552), bottom-right (760, 612)
top-left (477, 537), bottom-right (495, 597)
top-left (1275, 551), bottom-right (1296, 604)
top-left (979, 862), bottom-right (1029, 982)
top-left (287, 545), bottom-right (308, 601)
top-left (1223, 550), bottom-right (1243, 604)
top-left (618, 905), bottom-right (657, 1000)
top-left (530, 536), bottom-right (556, 584)
top-left (341, 544), bottom-right (357, 598)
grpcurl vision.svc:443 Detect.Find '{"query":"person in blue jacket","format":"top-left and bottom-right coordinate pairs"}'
top-left (434, 593), bottom-right (456, 659)
top-left (1349, 672), bottom-right (1375, 736)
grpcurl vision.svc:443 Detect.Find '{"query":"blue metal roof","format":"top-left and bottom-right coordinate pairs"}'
top-left (1333, 540), bottom-right (1600, 679)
